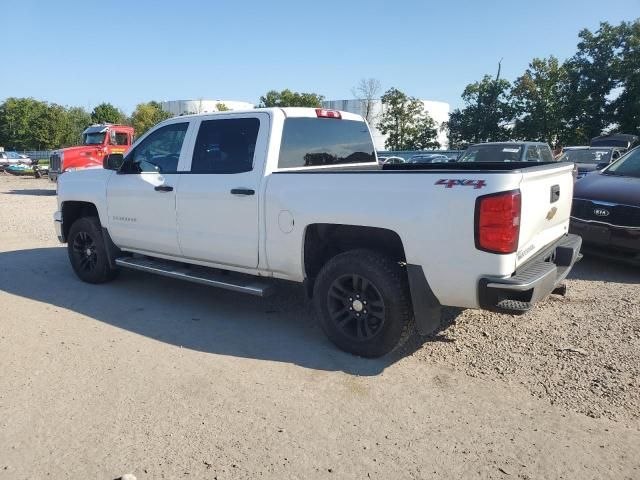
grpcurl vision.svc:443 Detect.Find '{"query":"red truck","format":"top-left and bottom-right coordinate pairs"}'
top-left (49, 124), bottom-right (134, 182)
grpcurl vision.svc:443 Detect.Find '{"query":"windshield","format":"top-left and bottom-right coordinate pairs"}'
top-left (83, 132), bottom-right (106, 145)
top-left (559, 149), bottom-right (611, 164)
top-left (603, 148), bottom-right (640, 178)
top-left (458, 145), bottom-right (522, 162)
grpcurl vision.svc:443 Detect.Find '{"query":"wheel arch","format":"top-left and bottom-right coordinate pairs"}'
top-left (62, 202), bottom-right (121, 269)
top-left (303, 223), bottom-right (442, 336)
top-left (61, 201), bottom-right (100, 241)
top-left (302, 224), bottom-right (406, 291)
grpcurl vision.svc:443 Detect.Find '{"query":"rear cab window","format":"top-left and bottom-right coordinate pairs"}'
top-left (278, 118), bottom-right (376, 169)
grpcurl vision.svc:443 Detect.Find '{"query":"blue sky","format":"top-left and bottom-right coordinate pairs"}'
top-left (2, 0), bottom-right (638, 114)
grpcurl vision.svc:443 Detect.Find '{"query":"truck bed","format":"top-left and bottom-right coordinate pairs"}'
top-left (276, 161), bottom-right (569, 174)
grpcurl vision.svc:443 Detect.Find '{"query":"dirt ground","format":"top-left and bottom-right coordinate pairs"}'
top-left (0, 173), bottom-right (639, 479)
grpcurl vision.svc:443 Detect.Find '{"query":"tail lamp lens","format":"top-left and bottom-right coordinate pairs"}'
top-left (315, 108), bottom-right (342, 119)
top-left (475, 190), bottom-right (521, 254)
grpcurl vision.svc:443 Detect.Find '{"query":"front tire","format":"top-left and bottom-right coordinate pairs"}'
top-left (313, 249), bottom-right (414, 358)
top-left (67, 216), bottom-right (119, 284)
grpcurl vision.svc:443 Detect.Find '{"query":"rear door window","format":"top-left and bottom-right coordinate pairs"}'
top-left (191, 118), bottom-right (260, 174)
top-left (278, 118), bottom-right (375, 168)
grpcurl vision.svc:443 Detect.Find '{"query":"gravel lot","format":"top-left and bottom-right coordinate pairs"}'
top-left (1, 173), bottom-right (639, 479)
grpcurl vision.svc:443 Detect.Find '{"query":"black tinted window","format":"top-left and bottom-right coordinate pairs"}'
top-left (130, 122), bottom-right (188, 173)
top-left (191, 118), bottom-right (260, 173)
top-left (278, 118), bottom-right (375, 168)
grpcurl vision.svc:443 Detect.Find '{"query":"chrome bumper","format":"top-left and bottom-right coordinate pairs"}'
top-left (478, 234), bottom-right (582, 314)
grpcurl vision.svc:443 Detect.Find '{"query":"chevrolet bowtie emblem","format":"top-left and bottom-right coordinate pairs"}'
top-left (546, 207), bottom-right (558, 220)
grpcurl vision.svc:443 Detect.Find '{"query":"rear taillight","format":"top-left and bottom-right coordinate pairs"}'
top-left (315, 108), bottom-right (341, 119)
top-left (475, 190), bottom-right (521, 254)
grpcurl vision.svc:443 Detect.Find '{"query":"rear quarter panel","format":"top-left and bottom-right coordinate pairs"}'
top-left (264, 170), bottom-right (523, 308)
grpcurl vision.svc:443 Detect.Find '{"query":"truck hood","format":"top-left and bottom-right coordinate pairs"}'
top-left (574, 172), bottom-right (640, 206)
top-left (56, 145), bottom-right (104, 171)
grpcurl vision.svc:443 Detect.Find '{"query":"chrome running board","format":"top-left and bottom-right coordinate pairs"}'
top-left (115, 256), bottom-right (274, 297)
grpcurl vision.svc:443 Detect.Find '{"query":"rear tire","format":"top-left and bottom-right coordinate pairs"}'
top-left (313, 249), bottom-right (414, 358)
top-left (67, 216), bottom-right (119, 284)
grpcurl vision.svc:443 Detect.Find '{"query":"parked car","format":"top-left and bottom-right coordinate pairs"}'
top-left (382, 156), bottom-right (405, 165)
top-left (408, 154), bottom-right (450, 164)
top-left (0, 151), bottom-right (31, 170)
top-left (558, 146), bottom-right (625, 179)
top-left (457, 142), bottom-right (555, 163)
top-left (54, 107), bottom-right (580, 357)
top-left (570, 146), bottom-right (640, 265)
top-left (590, 133), bottom-right (639, 150)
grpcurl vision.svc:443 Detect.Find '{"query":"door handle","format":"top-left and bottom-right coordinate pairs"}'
top-left (154, 185), bottom-right (173, 192)
top-left (230, 188), bottom-right (255, 196)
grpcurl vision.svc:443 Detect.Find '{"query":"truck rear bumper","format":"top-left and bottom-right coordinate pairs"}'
top-left (478, 234), bottom-right (582, 314)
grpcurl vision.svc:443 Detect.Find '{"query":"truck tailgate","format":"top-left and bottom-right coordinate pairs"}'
top-left (516, 163), bottom-right (575, 267)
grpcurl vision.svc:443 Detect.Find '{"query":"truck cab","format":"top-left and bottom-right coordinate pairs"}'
top-left (49, 124), bottom-right (134, 182)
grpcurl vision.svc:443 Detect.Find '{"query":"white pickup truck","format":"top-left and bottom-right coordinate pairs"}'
top-left (54, 108), bottom-right (581, 357)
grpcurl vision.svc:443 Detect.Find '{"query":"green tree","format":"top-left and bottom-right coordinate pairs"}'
top-left (351, 78), bottom-right (382, 125)
top-left (378, 87), bottom-right (440, 150)
top-left (258, 89), bottom-right (324, 108)
top-left (445, 69), bottom-right (513, 148)
top-left (611, 20), bottom-right (640, 136)
top-left (511, 56), bottom-right (567, 146)
top-left (215, 102), bottom-right (230, 111)
top-left (0, 97), bottom-right (61, 150)
top-left (60, 107), bottom-right (91, 146)
top-left (130, 101), bottom-right (173, 138)
top-left (562, 22), bottom-right (623, 144)
top-left (91, 102), bottom-right (125, 124)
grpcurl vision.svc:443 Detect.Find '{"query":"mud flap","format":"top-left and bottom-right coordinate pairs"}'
top-left (406, 264), bottom-right (442, 335)
top-left (101, 227), bottom-right (123, 270)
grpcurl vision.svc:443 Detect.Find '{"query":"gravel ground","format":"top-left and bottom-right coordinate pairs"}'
top-left (417, 266), bottom-right (640, 421)
top-left (1, 172), bottom-right (639, 479)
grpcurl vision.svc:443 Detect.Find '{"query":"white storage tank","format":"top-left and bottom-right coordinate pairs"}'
top-left (160, 99), bottom-right (255, 116)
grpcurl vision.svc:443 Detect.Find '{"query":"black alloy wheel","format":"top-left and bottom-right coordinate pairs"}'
top-left (327, 274), bottom-right (386, 342)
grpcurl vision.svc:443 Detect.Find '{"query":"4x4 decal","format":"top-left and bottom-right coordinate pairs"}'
top-left (435, 179), bottom-right (487, 189)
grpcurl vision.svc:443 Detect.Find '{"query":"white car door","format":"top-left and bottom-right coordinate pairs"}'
top-left (106, 121), bottom-right (192, 256)
top-left (176, 113), bottom-right (269, 268)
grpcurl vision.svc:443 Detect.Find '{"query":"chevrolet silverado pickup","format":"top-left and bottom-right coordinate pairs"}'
top-left (54, 108), bottom-right (581, 357)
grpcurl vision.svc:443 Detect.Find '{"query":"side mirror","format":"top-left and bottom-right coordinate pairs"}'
top-left (103, 153), bottom-right (124, 171)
